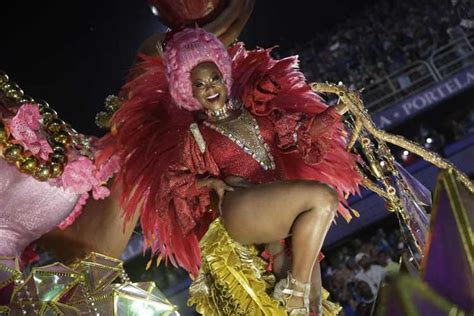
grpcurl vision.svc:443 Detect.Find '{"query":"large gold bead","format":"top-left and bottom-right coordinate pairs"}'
top-left (51, 143), bottom-right (65, 153)
top-left (37, 99), bottom-right (50, 110)
top-left (52, 147), bottom-right (65, 156)
top-left (6, 88), bottom-right (23, 99)
top-left (0, 71), bottom-right (8, 84)
top-left (37, 101), bottom-right (50, 115)
top-left (3, 144), bottom-right (23, 162)
top-left (47, 119), bottom-right (64, 133)
top-left (5, 82), bottom-right (19, 91)
top-left (51, 150), bottom-right (68, 164)
top-left (50, 162), bottom-right (64, 178)
top-left (19, 95), bottom-right (34, 104)
top-left (52, 130), bottom-right (71, 146)
top-left (0, 123), bottom-right (7, 143)
top-left (34, 164), bottom-right (51, 181)
top-left (19, 156), bottom-right (38, 174)
top-left (0, 82), bottom-right (12, 92)
top-left (41, 108), bottom-right (58, 124)
top-left (68, 127), bottom-right (78, 135)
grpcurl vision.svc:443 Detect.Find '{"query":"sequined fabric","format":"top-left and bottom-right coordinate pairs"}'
top-left (200, 114), bottom-right (278, 184)
top-left (272, 107), bottom-right (340, 165)
top-left (0, 159), bottom-right (78, 257)
top-left (204, 108), bottom-right (275, 171)
top-left (199, 108), bottom-right (338, 184)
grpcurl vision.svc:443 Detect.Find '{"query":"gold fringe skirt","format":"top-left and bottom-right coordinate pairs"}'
top-left (188, 218), bottom-right (341, 315)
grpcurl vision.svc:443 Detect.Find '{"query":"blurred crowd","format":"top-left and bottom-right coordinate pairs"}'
top-left (321, 228), bottom-right (406, 316)
top-left (450, 107), bottom-right (474, 140)
top-left (396, 106), bottom-right (474, 164)
top-left (289, 0), bottom-right (472, 88)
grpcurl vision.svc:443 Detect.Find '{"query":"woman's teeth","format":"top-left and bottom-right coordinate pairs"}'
top-left (206, 93), bottom-right (220, 101)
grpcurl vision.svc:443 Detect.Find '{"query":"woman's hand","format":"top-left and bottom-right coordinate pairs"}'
top-left (334, 99), bottom-right (349, 115)
top-left (135, 0), bottom-right (255, 58)
top-left (202, 0), bottom-right (255, 46)
top-left (198, 177), bottom-right (234, 210)
top-left (224, 175), bottom-right (254, 188)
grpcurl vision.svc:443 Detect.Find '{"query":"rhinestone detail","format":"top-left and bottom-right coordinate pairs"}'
top-left (204, 108), bottom-right (276, 170)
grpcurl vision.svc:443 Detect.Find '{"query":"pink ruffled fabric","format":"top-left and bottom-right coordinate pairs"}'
top-left (57, 192), bottom-right (89, 230)
top-left (56, 154), bottom-right (119, 229)
top-left (9, 103), bottom-right (52, 160)
top-left (96, 153), bottom-right (121, 183)
top-left (60, 157), bottom-right (103, 193)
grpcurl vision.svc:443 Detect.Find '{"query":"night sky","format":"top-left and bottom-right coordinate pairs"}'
top-left (1, 0), bottom-right (370, 135)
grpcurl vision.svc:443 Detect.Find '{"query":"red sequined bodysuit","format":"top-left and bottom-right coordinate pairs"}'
top-left (194, 107), bottom-right (340, 184)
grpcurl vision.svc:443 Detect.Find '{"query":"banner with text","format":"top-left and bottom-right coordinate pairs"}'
top-left (372, 66), bottom-right (474, 129)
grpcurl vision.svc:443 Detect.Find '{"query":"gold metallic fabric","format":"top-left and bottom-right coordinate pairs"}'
top-left (321, 287), bottom-right (343, 316)
top-left (188, 218), bottom-right (341, 315)
top-left (188, 218), bottom-right (285, 315)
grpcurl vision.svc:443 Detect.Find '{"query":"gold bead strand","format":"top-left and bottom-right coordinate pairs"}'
top-left (0, 70), bottom-right (91, 180)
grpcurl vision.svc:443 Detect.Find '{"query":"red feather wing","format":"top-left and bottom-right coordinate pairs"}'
top-left (229, 43), bottom-right (362, 221)
top-left (101, 55), bottom-right (218, 275)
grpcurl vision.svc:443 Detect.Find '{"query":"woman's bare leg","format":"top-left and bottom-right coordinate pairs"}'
top-left (310, 262), bottom-right (323, 314)
top-left (221, 180), bottom-right (338, 308)
top-left (267, 241), bottom-right (324, 313)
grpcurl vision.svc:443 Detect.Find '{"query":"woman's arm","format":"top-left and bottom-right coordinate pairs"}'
top-left (197, 176), bottom-right (234, 212)
top-left (136, 0), bottom-right (255, 57)
top-left (308, 103), bottom-right (346, 138)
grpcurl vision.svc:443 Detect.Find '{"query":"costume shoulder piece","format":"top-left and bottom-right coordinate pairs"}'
top-left (189, 122), bottom-right (206, 154)
top-left (100, 55), bottom-right (220, 275)
top-left (228, 43), bottom-right (362, 221)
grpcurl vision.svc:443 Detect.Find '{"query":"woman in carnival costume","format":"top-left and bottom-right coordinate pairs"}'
top-left (103, 27), bottom-right (362, 315)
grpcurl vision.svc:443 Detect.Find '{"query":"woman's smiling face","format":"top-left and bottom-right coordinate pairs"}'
top-left (190, 62), bottom-right (227, 111)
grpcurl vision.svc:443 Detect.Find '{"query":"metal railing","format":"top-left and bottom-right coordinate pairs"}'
top-left (430, 35), bottom-right (474, 78)
top-left (363, 31), bottom-right (474, 112)
top-left (364, 61), bottom-right (438, 112)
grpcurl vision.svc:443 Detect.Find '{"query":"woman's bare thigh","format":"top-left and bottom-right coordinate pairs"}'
top-left (220, 180), bottom-right (335, 245)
